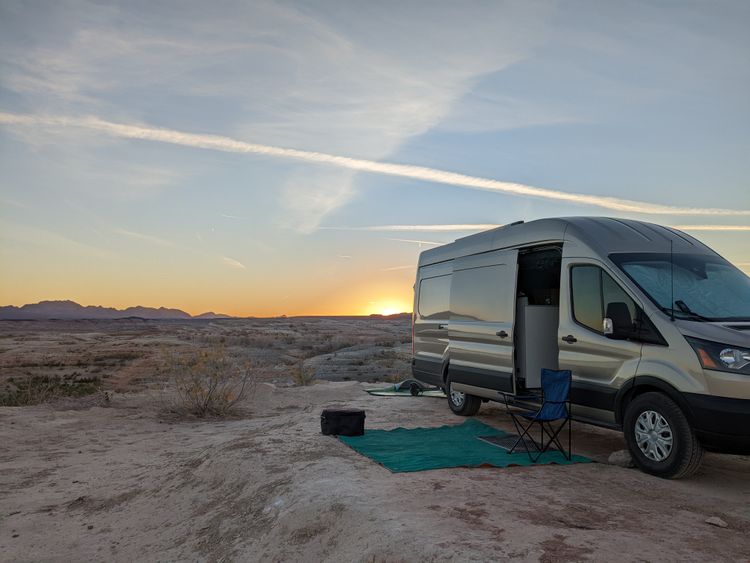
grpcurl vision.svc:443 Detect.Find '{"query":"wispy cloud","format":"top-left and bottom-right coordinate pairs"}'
top-left (331, 222), bottom-right (750, 233)
top-left (3, 112), bottom-right (749, 217)
top-left (221, 214), bottom-right (240, 219)
top-left (0, 221), bottom-right (111, 260)
top-left (114, 228), bottom-right (177, 247)
top-left (220, 256), bottom-right (246, 270)
top-left (0, 198), bottom-right (26, 209)
top-left (326, 224), bottom-right (501, 232)
top-left (387, 237), bottom-right (445, 246)
top-left (381, 265), bottom-right (416, 271)
top-left (115, 227), bottom-right (248, 271)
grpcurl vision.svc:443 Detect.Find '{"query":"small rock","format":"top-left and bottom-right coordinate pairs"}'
top-left (705, 516), bottom-right (728, 528)
top-left (607, 449), bottom-right (635, 468)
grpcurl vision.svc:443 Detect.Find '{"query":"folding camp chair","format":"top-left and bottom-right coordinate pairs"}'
top-left (508, 369), bottom-right (572, 462)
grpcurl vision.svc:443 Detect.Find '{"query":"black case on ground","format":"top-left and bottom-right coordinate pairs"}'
top-left (321, 408), bottom-right (365, 436)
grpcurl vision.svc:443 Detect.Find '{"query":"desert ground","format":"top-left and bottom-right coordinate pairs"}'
top-left (1, 318), bottom-right (749, 562)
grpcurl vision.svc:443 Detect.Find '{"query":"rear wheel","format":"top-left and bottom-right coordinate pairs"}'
top-left (446, 377), bottom-right (481, 416)
top-left (623, 392), bottom-right (703, 479)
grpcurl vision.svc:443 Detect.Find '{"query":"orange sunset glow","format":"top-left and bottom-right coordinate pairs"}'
top-left (1, 2), bottom-right (748, 317)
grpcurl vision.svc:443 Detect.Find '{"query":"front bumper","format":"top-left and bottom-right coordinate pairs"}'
top-left (684, 393), bottom-right (750, 455)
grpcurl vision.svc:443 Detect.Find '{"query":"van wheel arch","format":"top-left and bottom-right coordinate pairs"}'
top-left (623, 391), bottom-right (704, 478)
top-left (441, 361), bottom-right (450, 390)
top-left (616, 377), bottom-right (695, 428)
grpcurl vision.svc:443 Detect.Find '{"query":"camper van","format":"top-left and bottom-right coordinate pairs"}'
top-left (411, 217), bottom-right (750, 478)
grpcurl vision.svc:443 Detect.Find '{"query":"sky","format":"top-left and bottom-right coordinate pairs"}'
top-left (1, 0), bottom-right (749, 316)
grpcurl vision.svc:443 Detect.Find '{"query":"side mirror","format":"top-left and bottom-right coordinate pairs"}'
top-left (604, 302), bottom-right (634, 340)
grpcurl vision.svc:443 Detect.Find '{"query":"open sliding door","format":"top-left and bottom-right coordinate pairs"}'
top-left (448, 248), bottom-right (519, 397)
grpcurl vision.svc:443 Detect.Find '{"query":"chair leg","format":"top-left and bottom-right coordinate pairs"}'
top-left (508, 414), bottom-right (541, 461)
top-left (532, 419), bottom-right (571, 462)
top-left (504, 396), bottom-right (529, 457)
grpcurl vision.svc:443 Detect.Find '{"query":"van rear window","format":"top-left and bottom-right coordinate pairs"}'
top-left (418, 275), bottom-right (451, 319)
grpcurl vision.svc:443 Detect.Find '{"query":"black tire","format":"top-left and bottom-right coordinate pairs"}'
top-left (446, 377), bottom-right (481, 416)
top-left (623, 392), bottom-right (703, 479)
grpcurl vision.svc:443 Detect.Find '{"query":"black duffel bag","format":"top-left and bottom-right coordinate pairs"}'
top-left (321, 408), bottom-right (365, 436)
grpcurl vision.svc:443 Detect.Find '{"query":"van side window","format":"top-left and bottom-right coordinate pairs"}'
top-left (451, 265), bottom-right (513, 322)
top-left (418, 275), bottom-right (451, 319)
top-left (571, 265), bottom-right (636, 334)
top-left (571, 266), bottom-right (603, 332)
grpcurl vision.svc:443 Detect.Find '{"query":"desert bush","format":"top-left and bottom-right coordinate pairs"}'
top-left (0, 374), bottom-right (101, 406)
top-left (163, 344), bottom-right (254, 417)
top-left (291, 361), bottom-right (316, 386)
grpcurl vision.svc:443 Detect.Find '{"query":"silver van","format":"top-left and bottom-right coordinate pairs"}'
top-left (411, 217), bottom-right (750, 478)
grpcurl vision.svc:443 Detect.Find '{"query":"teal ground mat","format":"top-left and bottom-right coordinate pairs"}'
top-left (338, 418), bottom-right (591, 472)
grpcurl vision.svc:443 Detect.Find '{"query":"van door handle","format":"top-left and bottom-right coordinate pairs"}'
top-left (561, 335), bottom-right (577, 343)
top-left (496, 330), bottom-right (508, 338)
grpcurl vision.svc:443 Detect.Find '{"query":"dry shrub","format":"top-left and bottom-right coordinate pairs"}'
top-left (163, 344), bottom-right (254, 417)
top-left (291, 361), bottom-right (316, 386)
top-left (0, 374), bottom-right (101, 406)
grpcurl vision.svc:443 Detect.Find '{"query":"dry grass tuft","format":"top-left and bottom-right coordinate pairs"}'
top-left (0, 374), bottom-right (100, 406)
top-left (162, 344), bottom-right (255, 418)
top-left (291, 361), bottom-right (316, 386)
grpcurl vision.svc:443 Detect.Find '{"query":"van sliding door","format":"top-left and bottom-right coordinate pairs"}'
top-left (448, 249), bottom-right (518, 395)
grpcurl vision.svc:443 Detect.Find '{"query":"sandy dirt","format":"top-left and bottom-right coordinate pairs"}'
top-left (1, 382), bottom-right (749, 562)
top-left (1, 319), bottom-right (749, 561)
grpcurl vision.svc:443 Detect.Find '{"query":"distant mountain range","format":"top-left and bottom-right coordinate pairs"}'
top-left (0, 300), bottom-right (233, 320)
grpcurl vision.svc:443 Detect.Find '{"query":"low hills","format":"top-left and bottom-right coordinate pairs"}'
top-left (0, 300), bottom-right (233, 320)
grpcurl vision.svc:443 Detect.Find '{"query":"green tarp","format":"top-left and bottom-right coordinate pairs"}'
top-left (338, 418), bottom-right (591, 473)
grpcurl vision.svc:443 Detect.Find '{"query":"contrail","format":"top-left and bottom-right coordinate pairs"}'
top-left (357, 224), bottom-right (501, 232)
top-left (329, 223), bottom-right (750, 234)
top-left (3, 112), bottom-right (750, 216)
top-left (387, 237), bottom-right (445, 246)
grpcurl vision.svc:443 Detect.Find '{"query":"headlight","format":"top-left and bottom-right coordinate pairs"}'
top-left (719, 348), bottom-right (750, 369)
top-left (686, 337), bottom-right (750, 375)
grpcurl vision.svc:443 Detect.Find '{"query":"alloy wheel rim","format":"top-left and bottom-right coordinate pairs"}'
top-left (449, 385), bottom-right (465, 407)
top-left (634, 410), bottom-right (673, 462)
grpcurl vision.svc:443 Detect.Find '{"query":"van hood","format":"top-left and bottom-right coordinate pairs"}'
top-left (675, 320), bottom-right (750, 347)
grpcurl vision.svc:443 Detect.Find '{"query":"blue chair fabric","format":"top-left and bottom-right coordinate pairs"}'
top-left (506, 369), bottom-right (572, 462)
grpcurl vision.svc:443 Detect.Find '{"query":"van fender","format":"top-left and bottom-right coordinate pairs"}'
top-left (616, 376), bottom-right (696, 427)
top-left (441, 358), bottom-right (450, 389)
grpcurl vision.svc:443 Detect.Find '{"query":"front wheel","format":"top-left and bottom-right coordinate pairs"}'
top-left (623, 392), bottom-right (703, 479)
top-left (446, 377), bottom-right (481, 416)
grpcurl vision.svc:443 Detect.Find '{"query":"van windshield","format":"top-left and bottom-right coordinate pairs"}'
top-left (610, 253), bottom-right (750, 322)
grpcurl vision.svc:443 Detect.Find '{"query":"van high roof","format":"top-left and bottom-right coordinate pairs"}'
top-left (418, 216), bottom-right (715, 267)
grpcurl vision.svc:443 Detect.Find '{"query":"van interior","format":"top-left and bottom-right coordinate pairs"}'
top-left (514, 245), bottom-right (562, 393)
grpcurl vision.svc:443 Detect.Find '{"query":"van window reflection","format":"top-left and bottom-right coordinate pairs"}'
top-left (571, 265), bottom-right (637, 333)
top-left (611, 253), bottom-right (750, 321)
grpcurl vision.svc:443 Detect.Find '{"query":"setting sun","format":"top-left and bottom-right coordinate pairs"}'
top-left (366, 299), bottom-right (412, 316)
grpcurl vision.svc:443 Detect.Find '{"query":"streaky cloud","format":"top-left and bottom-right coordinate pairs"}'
top-left (221, 256), bottom-right (246, 270)
top-left (347, 224), bottom-right (501, 232)
top-left (381, 264), bottom-right (417, 271)
top-left (114, 228), bottom-right (177, 247)
top-left (387, 237), bottom-right (445, 246)
top-left (2, 112), bottom-right (750, 216)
